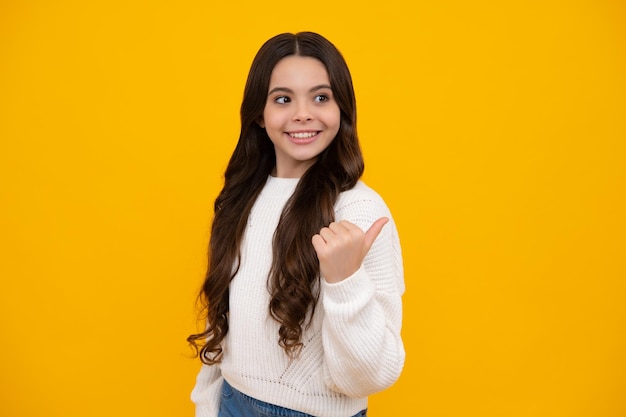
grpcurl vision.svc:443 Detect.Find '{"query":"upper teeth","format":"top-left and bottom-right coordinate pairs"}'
top-left (290, 132), bottom-right (317, 139)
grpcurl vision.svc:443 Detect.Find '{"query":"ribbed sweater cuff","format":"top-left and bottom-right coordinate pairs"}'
top-left (321, 267), bottom-right (375, 314)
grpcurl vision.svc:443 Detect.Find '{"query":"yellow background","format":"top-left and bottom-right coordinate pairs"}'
top-left (1, 0), bottom-right (625, 416)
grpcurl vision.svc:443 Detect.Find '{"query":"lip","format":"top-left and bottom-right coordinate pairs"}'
top-left (285, 130), bottom-right (321, 145)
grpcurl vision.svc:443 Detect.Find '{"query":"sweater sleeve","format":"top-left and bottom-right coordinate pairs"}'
top-left (320, 195), bottom-right (405, 398)
top-left (190, 364), bottom-right (223, 417)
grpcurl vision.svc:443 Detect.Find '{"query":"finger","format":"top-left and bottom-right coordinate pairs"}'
top-left (328, 221), bottom-right (350, 234)
top-left (337, 220), bottom-right (362, 233)
top-left (363, 217), bottom-right (389, 252)
top-left (311, 234), bottom-right (326, 255)
top-left (318, 226), bottom-right (335, 242)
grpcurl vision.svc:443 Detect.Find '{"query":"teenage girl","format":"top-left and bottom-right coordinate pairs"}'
top-left (188, 31), bottom-right (405, 417)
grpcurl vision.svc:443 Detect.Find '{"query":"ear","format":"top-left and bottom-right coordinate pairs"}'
top-left (256, 117), bottom-right (265, 128)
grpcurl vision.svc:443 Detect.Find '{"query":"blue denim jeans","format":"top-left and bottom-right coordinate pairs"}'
top-left (218, 379), bottom-right (367, 417)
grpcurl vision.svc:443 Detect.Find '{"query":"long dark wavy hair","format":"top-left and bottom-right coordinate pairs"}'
top-left (187, 32), bottom-right (364, 364)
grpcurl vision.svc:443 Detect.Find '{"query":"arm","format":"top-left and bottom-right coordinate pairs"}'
top-left (315, 198), bottom-right (405, 398)
top-left (190, 364), bottom-right (223, 417)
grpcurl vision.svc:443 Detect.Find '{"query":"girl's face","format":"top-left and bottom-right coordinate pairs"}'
top-left (259, 56), bottom-right (340, 178)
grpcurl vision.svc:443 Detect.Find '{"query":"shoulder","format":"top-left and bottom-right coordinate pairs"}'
top-left (334, 181), bottom-right (392, 223)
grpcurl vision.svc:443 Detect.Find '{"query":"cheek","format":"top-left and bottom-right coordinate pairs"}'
top-left (330, 109), bottom-right (341, 132)
top-left (263, 111), bottom-right (286, 131)
top-left (321, 103), bottom-right (339, 124)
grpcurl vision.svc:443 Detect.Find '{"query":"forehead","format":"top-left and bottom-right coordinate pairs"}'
top-left (268, 56), bottom-right (330, 88)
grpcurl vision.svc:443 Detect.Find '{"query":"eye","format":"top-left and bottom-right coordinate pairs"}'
top-left (274, 96), bottom-right (290, 104)
top-left (314, 94), bottom-right (330, 103)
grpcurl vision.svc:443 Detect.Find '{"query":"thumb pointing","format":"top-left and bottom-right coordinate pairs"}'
top-left (363, 217), bottom-right (389, 253)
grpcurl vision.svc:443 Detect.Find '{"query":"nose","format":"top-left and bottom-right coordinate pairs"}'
top-left (292, 102), bottom-right (313, 122)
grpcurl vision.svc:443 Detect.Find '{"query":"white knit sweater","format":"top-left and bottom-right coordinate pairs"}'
top-left (191, 176), bottom-right (405, 417)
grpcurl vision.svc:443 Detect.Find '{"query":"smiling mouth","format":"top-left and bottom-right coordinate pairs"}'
top-left (288, 131), bottom-right (320, 139)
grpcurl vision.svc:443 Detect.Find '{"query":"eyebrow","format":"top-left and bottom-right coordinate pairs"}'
top-left (267, 84), bottom-right (332, 95)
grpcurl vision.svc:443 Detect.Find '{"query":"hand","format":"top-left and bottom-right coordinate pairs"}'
top-left (311, 217), bottom-right (389, 283)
